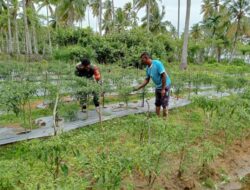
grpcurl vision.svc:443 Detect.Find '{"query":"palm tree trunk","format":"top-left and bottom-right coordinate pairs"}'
top-left (32, 25), bottom-right (38, 54)
top-left (0, 28), bottom-right (4, 53)
top-left (177, 0), bottom-right (180, 37)
top-left (217, 46), bottom-right (221, 62)
top-left (230, 17), bottom-right (241, 61)
top-left (7, 0), bottom-right (13, 54)
top-left (215, 0), bottom-right (219, 13)
top-left (180, 0), bottom-right (191, 70)
top-left (99, 0), bottom-right (102, 35)
top-left (46, 5), bottom-right (52, 54)
top-left (146, 1), bottom-right (150, 32)
top-left (88, 6), bottom-right (90, 27)
top-left (14, 18), bottom-right (20, 54)
top-left (111, 0), bottom-right (115, 20)
top-left (131, 0), bottom-right (136, 27)
top-left (31, 2), bottom-right (38, 55)
top-left (5, 31), bottom-right (8, 53)
top-left (55, 10), bottom-right (58, 31)
top-left (23, 0), bottom-right (32, 55)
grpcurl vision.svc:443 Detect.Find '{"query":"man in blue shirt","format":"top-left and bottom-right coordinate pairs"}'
top-left (134, 52), bottom-right (171, 117)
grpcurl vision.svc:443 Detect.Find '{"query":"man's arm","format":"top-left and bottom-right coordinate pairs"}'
top-left (93, 66), bottom-right (101, 81)
top-left (134, 78), bottom-right (150, 91)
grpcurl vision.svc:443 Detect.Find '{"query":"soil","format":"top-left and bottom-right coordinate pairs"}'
top-left (29, 99), bottom-right (44, 109)
top-left (212, 136), bottom-right (250, 190)
top-left (4, 123), bottom-right (22, 128)
top-left (128, 136), bottom-right (250, 190)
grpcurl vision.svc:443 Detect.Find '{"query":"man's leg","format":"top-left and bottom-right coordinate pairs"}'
top-left (77, 92), bottom-right (88, 120)
top-left (156, 106), bottom-right (161, 116)
top-left (163, 107), bottom-right (168, 117)
top-left (162, 86), bottom-right (170, 118)
top-left (155, 89), bottom-right (161, 116)
top-left (93, 92), bottom-right (102, 122)
top-left (93, 91), bottom-right (100, 108)
top-left (79, 92), bottom-right (87, 112)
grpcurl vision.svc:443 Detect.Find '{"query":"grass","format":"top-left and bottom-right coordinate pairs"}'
top-left (1, 100), bottom-right (248, 189)
top-left (0, 60), bottom-right (249, 189)
top-left (0, 108), bottom-right (51, 126)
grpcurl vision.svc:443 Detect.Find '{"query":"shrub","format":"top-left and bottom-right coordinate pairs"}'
top-left (53, 45), bottom-right (95, 62)
top-left (231, 58), bottom-right (246, 66)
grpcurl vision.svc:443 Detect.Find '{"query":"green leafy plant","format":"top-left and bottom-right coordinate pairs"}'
top-left (36, 137), bottom-right (69, 187)
top-left (0, 80), bottom-right (37, 131)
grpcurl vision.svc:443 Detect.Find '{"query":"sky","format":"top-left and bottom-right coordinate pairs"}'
top-left (38, 0), bottom-right (204, 33)
top-left (80, 0), bottom-right (203, 33)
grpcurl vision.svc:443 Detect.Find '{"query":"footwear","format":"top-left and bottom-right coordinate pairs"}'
top-left (81, 105), bottom-right (88, 120)
top-left (81, 104), bottom-right (87, 112)
top-left (156, 106), bottom-right (161, 117)
top-left (81, 109), bottom-right (87, 113)
top-left (163, 108), bottom-right (168, 118)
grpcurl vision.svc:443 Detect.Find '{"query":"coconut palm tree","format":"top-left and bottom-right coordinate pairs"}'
top-left (98, 0), bottom-right (102, 34)
top-left (177, 0), bottom-right (180, 37)
top-left (56, 0), bottom-right (88, 27)
top-left (201, 1), bottom-right (231, 62)
top-left (12, 0), bottom-right (20, 54)
top-left (224, 0), bottom-right (250, 59)
top-left (25, 0), bottom-right (39, 54)
top-left (22, 0), bottom-right (32, 55)
top-left (0, 5), bottom-right (8, 53)
top-left (201, 0), bottom-right (220, 19)
top-left (141, 5), bottom-right (169, 34)
top-left (37, 0), bottom-right (55, 54)
top-left (102, 0), bottom-right (113, 34)
top-left (89, 0), bottom-right (102, 35)
top-left (202, 14), bottom-right (222, 37)
top-left (201, 0), bottom-right (221, 42)
top-left (111, 0), bottom-right (114, 20)
top-left (0, 0), bottom-right (7, 13)
top-left (180, 0), bottom-right (191, 70)
top-left (135, 0), bottom-right (160, 32)
top-left (191, 23), bottom-right (203, 40)
top-left (7, 0), bottom-right (13, 54)
top-left (123, 2), bottom-right (138, 27)
top-left (114, 7), bottom-right (129, 32)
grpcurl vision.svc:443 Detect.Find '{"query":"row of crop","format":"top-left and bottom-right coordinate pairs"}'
top-left (0, 65), bottom-right (249, 132)
top-left (0, 89), bottom-right (249, 189)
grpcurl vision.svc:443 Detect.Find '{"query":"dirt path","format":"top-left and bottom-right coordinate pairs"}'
top-left (212, 136), bottom-right (250, 190)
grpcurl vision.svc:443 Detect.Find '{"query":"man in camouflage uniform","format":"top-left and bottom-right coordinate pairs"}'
top-left (75, 58), bottom-right (101, 113)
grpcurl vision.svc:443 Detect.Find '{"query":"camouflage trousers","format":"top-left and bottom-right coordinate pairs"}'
top-left (77, 91), bottom-right (100, 110)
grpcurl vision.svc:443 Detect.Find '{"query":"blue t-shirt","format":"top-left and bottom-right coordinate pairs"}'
top-left (146, 60), bottom-right (171, 89)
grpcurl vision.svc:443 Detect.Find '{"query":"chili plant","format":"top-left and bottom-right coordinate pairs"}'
top-left (36, 137), bottom-right (69, 187)
top-left (86, 150), bottom-right (132, 189)
top-left (193, 96), bottom-right (220, 173)
top-left (199, 141), bottom-right (222, 176)
top-left (0, 80), bottom-right (37, 131)
top-left (136, 142), bottom-right (170, 188)
top-left (173, 77), bottom-right (185, 100)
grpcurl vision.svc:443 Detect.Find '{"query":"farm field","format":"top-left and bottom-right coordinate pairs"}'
top-left (0, 60), bottom-right (250, 189)
top-left (1, 0), bottom-right (250, 189)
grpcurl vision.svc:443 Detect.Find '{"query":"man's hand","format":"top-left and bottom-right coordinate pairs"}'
top-left (132, 86), bottom-right (138, 91)
top-left (161, 88), bottom-right (166, 97)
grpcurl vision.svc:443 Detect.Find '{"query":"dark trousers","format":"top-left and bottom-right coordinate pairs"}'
top-left (155, 85), bottom-right (171, 108)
